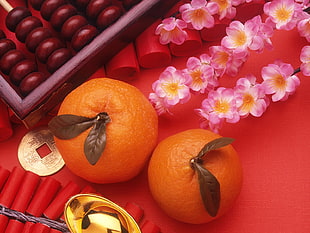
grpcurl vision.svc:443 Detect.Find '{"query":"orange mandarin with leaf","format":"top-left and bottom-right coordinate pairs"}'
top-left (148, 129), bottom-right (243, 224)
top-left (49, 78), bottom-right (158, 184)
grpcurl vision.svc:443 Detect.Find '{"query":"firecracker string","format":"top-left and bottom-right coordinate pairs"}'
top-left (0, 204), bottom-right (69, 232)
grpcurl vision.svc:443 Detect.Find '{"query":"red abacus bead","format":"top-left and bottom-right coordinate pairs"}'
top-left (46, 48), bottom-right (72, 73)
top-left (35, 37), bottom-right (65, 63)
top-left (0, 50), bottom-right (25, 75)
top-left (15, 16), bottom-right (43, 42)
top-left (71, 25), bottom-right (98, 51)
top-left (40, 0), bottom-right (67, 21)
top-left (9, 59), bottom-right (37, 85)
top-left (0, 39), bottom-right (16, 58)
top-left (86, 0), bottom-right (112, 19)
top-left (5, 7), bottom-right (32, 32)
top-left (29, 0), bottom-right (45, 10)
top-left (50, 4), bottom-right (78, 31)
top-left (61, 15), bottom-right (88, 41)
top-left (96, 5), bottom-right (123, 29)
top-left (25, 27), bottom-right (53, 53)
top-left (19, 72), bottom-right (47, 96)
top-left (0, 30), bottom-right (5, 39)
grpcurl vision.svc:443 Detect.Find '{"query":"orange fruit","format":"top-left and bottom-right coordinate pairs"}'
top-left (52, 78), bottom-right (158, 184)
top-left (148, 129), bottom-right (242, 224)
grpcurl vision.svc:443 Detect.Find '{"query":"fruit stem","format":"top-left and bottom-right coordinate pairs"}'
top-left (96, 112), bottom-right (111, 122)
top-left (190, 157), bottom-right (203, 169)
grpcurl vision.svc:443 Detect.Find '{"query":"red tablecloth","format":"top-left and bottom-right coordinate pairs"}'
top-left (1, 8), bottom-right (310, 233)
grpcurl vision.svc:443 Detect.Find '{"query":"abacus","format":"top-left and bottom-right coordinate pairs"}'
top-left (0, 0), bottom-right (179, 127)
top-left (0, 166), bottom-right (161, 232)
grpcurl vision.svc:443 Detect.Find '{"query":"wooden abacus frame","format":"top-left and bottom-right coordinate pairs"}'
top-left (0, 0), bottom-right (179, 127)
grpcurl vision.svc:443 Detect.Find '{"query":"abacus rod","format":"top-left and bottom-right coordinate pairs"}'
top-left (0, 0), bottom-right (13, 12)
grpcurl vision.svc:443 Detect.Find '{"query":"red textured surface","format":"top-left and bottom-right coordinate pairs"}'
top-left (1, 4), bottom-right (310, 233)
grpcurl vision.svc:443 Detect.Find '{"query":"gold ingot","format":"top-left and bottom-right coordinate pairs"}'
top-left (64, 194), bottom-right (141, 233)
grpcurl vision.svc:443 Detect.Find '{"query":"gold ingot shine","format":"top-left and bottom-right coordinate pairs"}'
top-left (64, 193), bottom-right (141, 233)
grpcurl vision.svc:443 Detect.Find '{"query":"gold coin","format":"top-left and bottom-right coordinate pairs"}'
top-left (18, 128), bottom-right (65, 176)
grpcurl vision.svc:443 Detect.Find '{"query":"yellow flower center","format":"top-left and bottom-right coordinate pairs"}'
top-left (233, 31), bottom-right (247, 47)
top-left (168, 27), bottom-right (181, 37)
top-left (212, 0), bottom-right (228, 12)
top-left (305, 20), bottom-right (310, 32)
top-left (214, 100), bottom-right (230, 113)
top-left (214, 51), bottom-right (229, 66)
top-left (163, 82), bottom-right (180, 97)
top-left (241, 93), bottom-right (255, 112)
top-left (273, 74), bottom-right (286, 90)
top-left (275, 6), bottom-right (293, 22)
top-left (190, 69), bottom-right (203, 85)
top-left (191, 8), bottom-right (207, 21)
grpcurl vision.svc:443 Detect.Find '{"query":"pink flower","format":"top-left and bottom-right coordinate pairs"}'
top-left (297, 17), bottom-right (310, 42)
top-left (246, 15), bottom-right (274, 52)
top-left (183, 54), bottom-right (218, 93)
top-left (263, 0), bottom-right (304, 30)
top-left (209, 45), bottom-right (248, 77)
top-left (149, 93), bottom-right (171, 115)
top-left (155, 17), bottom-right (188, 45)
top-left (210, 0), bottom-right (236, 19)
top-left (151, 66), bottom-right (191, 106)
top-left (261, 61), bottom-right (300, 102)
top-left (221, 20), bottom-right (258, 52)
top-left (232, 0), bottom-right (246, 5)
top-left (180, 0), bottom-right (219, 30)
top-left (300, 45), bottom-right (310, 76)
top-left (294, 0), bottom-right (310, 7)
top-left (235, 76), bottom-right (269, 117)
top-left (196, 87), bottom-right (240, 133)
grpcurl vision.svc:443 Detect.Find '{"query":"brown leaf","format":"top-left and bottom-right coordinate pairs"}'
top-left (197, 137), bottom-right (234, 159)
top-left (48, 114), bottom-right (96, 139)
top-left (84, 120), bottom-right (108, 165)
top-left (190, 136), bottom-right (235, 217)
top-left (191, 162), bottom-right (220, 217)
top-left (49, 112), bottom-right (111, 165)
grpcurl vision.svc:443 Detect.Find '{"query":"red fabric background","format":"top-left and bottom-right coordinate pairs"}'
top-left (1, 1), bottom-right (310, 232)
